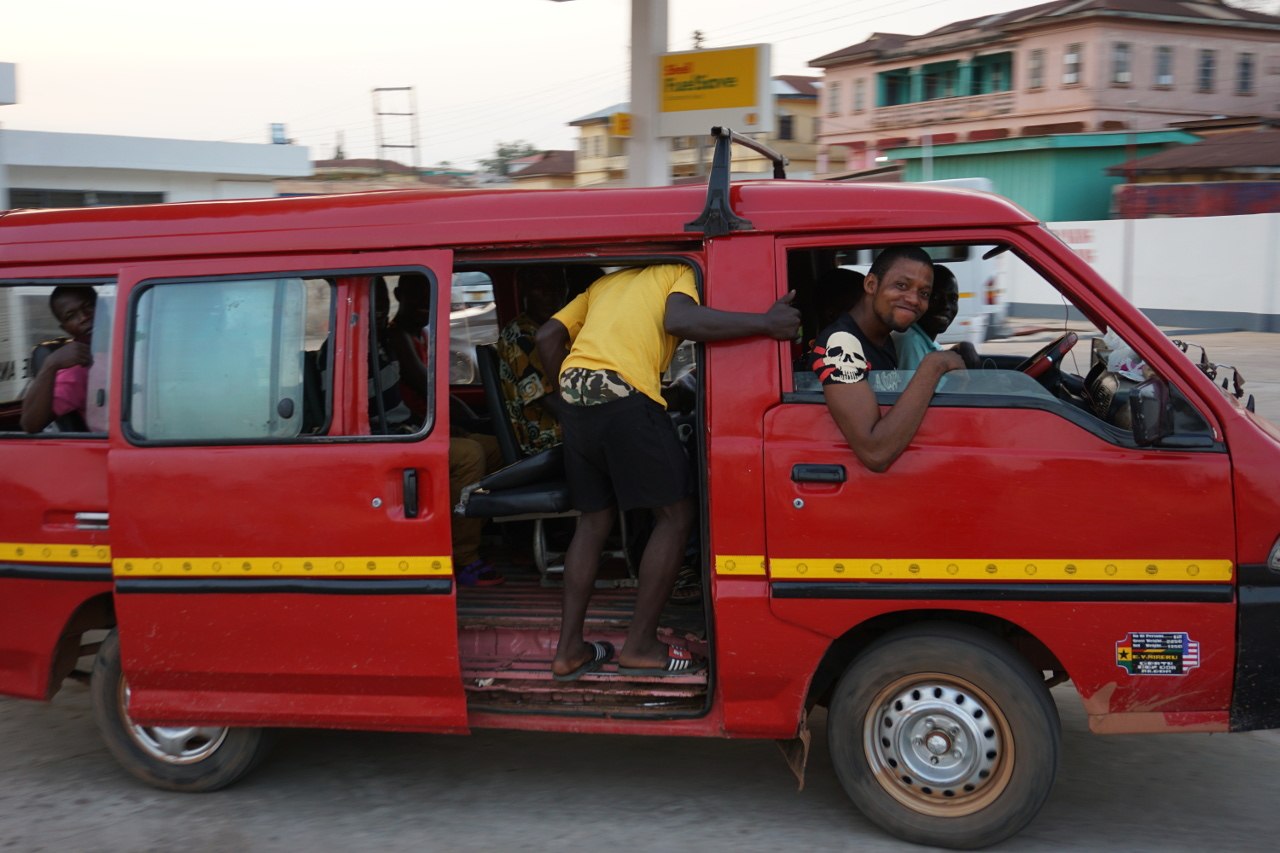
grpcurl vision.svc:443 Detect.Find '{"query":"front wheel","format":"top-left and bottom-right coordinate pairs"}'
top-left (90, 629), bottom-right (270, 792)
top-left (827, 623), bottom-right (1060, 849)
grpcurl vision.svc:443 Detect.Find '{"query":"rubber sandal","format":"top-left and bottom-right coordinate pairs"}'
top-left (617, 644), bottom-right (706, 677)
top-left (552, 640), bottom-right (615, 682)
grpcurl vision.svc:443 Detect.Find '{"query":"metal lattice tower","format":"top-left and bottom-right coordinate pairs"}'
top-left (372, 87), bottom-right (420, 173)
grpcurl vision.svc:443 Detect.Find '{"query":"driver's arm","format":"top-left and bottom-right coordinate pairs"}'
top-left (824, 350), bottom-right (963, 473)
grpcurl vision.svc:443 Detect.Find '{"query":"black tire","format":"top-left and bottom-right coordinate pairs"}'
top-left (827, 623), bottom-right (1060, 849)
top-left (90, 629), bottom-right (271, 792)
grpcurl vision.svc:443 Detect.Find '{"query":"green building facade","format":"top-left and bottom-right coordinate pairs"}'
top-left (888, 131), bottom-right (1197, 221)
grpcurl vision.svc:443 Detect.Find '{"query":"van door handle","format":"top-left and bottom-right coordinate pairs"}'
top-left (402, 469), bottom-right (419, 518)
top-left (791, 464), bottom-right (846, 483)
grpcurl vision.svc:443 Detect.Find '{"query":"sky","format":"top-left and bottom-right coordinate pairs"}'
top-left (2, 0), bottom-right (1045, 169)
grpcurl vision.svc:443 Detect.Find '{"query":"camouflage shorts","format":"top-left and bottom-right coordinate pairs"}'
top-left (559, 367), bottom-right (638, 406)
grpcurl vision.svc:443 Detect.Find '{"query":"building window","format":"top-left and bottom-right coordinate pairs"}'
top-left (971, 52), bottom-right (1013, 94)
top-left (1198, 49), bottom-right (1216, 92)
top-left (778, 114), bottom-right (795, 141)
top-left (827, 81), bottom-right (842, 116)
top-left (880, 69), bottom-right (912, 106)
top-left (9, 188), bottom-right (165, 209)
top-left (1111, 43), bottom-right (1132, 85)
top-left (1028, 49), bottom-right (1045, 89)
top-left (1155, 46), bottom-right (1174, 87)
top-left (854, 79), bottom-right (865, 113)
top-left (1238, 52), bottom-right (1256, 95)
top-left (1063, 43), bottom-right (1083, 85)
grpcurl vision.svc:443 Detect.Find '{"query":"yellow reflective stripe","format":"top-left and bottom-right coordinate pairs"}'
top-left (767, 558), bottom-right (1233, 582)
top-left (715, 554), bottom-right (767, 576)
top-left (0, 542), bottom-right (111, 564)
top-left (112, 556), bottom-right (453, 578)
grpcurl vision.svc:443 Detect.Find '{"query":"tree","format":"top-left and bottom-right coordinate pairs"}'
top-left (478, 141), bottom-right (539, 177)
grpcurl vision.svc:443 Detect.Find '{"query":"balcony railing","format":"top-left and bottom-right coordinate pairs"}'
top-left (872, 91), bottom-right (1016, 130)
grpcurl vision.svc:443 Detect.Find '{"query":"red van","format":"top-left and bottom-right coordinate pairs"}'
top-left (2, 134), bottom-right (1276, 849)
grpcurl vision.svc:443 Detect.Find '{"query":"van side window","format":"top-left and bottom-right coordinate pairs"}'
top-left (0, 281), bottom-right (115, 435)
top-left (128, 277), bottom-right (332, 442)
top-left (786, 243), bottom-right (1213, 447)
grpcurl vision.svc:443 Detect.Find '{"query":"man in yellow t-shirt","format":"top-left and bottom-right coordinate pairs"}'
top-left (535, 263), bottom-right (799, 680)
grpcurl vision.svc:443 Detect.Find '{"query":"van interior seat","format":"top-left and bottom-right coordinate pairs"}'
top-left (459, 344), bottom-right (633, 585)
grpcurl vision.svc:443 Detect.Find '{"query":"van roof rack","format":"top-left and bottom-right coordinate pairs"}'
top-left (685, 126), bottom-right (789, 238)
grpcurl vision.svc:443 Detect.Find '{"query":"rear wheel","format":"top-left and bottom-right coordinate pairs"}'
top-left (90, 629), bottom-right (270, 792)
top-left (827, 623), bottom-right (1060, 849)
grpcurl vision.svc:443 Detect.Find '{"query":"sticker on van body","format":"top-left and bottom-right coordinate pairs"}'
top-left (1115, 632), bottom-right (1201, 676)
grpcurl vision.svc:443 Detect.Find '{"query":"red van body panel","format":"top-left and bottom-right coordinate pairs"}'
top-left (1, 181), bottom-right (1275, 741)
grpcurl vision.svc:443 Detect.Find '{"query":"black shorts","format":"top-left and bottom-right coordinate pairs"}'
top-left (558, 393), bottom-right (691, 513)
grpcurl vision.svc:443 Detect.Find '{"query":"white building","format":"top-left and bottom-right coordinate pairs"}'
top-left (0, 62), bottom-right (311, 209)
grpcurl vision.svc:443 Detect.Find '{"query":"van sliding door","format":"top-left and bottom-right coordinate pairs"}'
top-left (108, 252), bottom-right (468, 733)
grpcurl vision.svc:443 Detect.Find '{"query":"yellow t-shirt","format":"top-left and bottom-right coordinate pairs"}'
top-left (553, 264), bottom-right (700, 406)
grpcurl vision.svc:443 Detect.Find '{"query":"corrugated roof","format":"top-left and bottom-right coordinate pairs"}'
top-left (810, 0), bottom-right (1280, 67)
top-left (512, 149), bottom-right (577, 178)
top-left (1109, 128), bottom-right (1280, 174)
top-left (573, 76), bottom-right (823, 124)
top-left (570, 102), bottom-right (630, 126)
top-left (773, 75), bottom-right (821, 97)
top-left (313, 158), bottom-right (417, 174)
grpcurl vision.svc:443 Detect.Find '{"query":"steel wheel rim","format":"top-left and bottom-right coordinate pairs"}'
top-left (118, 680), bottom-right (228, 765)
top-left (862, 672), bottom-right (1015, 817)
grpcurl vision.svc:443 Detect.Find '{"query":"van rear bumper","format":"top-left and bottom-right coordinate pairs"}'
top-left (1230, 564), bottom-right (1280, 732)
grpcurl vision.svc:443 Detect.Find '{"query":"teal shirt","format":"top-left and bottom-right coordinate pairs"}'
top-left (893, 324), bottom-right (940, 370)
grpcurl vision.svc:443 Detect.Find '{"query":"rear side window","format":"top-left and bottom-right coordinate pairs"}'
top-left (0, 281), bottom-right (114, 435)
top-left (129, 277), bottom-right (330, 441)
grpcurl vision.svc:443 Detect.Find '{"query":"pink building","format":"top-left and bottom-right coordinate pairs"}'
top-left (810, 0), bottom-right (1280, 175)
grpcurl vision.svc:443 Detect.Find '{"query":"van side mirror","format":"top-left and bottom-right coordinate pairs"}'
top-left (1129, 378), bottom-right (1172, 446)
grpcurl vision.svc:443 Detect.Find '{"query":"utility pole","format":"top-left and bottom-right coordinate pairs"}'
top-left (372, 86), bottom-right (421, 173)
top-left (628, 0), bottom-right (670, 187)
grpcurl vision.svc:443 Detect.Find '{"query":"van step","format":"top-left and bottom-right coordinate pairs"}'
top-left (463, 657), bottom-right (707, 714)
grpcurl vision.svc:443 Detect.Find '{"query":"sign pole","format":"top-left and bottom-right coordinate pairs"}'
top-left (628, 0), bottom-right (670, 187)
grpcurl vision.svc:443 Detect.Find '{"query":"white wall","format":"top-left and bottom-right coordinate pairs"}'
top-left (0, 129), bottom-right (311, 207)
top-left (1005, 213), bottom-right (1280, 331)
top-left (8, 166), bottom-right (280, 202)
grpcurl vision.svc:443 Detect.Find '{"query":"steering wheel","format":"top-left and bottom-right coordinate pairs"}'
top-left (1016, 331), bottom-right (1078, 379)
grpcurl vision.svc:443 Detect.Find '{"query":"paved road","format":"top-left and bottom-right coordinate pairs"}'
top-left (2, 683), bottom-right (1279, 852)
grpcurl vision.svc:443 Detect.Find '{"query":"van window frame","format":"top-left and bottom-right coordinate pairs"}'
top-left (120, 265), bottom-right (439, 448)
top-left (776, 229), bottom-right (1225, 452)
top-left (0, 277), bottom-right (116, 440)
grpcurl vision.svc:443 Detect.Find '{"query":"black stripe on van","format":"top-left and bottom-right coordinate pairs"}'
top-left (770, 581), bottom-right (1233, 604)
top-left (0, 563), bottom-right (113, 582)
top-left (114, 577), bottom-right (453, 595)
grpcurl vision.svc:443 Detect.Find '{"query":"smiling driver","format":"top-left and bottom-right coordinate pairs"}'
top-left (804, 246), bottom-right (964, 472)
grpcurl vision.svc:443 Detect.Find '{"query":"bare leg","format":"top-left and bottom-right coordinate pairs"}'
top-left (617, 497), bottom-right (694, 670)
top-left (551, 507), bottom-right (616, 676)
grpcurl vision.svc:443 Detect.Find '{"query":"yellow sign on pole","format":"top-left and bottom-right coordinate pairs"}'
top-left (661, 46), bottom-right (758, 112)
top-left (657, 44), bottom-right (772, 137)
top-left (610, 112), bottom-right (632, 138)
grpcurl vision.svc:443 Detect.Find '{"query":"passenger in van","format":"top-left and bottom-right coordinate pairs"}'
top-left (536, 263), bottom-right (800, 679)
top-left (370, 280), bottom-right (414, 433)
top-left (495, 268), bottom-right (568, 456)
top-left (804, 247), bottom-right (964, 473)
top-left (893, 264), bottom-right (979, 371)
top-left (19, 286), bottom-right (97, 434)
top-left (390, 272), bottom-right (505, 586)
top-left (389, 273), bottom-right (434, 421)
